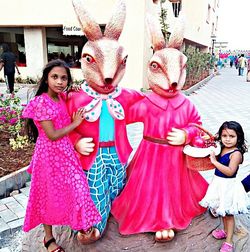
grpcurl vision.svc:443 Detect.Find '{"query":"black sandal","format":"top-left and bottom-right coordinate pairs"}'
top-left (43, 237), bottom-right (65, 252)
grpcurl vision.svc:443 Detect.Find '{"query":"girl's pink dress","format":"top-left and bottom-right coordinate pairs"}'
top-left (22, 93), bottom-right (101, 232)
top-left (111, 92), bottom-right (208, 234)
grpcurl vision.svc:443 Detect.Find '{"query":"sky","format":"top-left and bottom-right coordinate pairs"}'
top-left (217, 0), bottom-right (250, 50)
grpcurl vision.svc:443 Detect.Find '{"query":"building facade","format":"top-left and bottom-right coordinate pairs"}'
top-left (0, 0), bottom-right (220, 89)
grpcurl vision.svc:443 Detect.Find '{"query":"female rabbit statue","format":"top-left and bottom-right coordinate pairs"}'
top-left (111, 11), bottom-right (209, 242)
top-left (67, 0), bottom-right (143, 244)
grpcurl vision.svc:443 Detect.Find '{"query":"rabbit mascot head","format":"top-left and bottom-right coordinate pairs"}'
top-left (147, 12), bottom-right (187, 98)
top-left (72, 0), bottom-right (127, 94)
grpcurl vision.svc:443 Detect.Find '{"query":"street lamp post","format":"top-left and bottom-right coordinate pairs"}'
top-left (211, 35), bottom-right (216, 55)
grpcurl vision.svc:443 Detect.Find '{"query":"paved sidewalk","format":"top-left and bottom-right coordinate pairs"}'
top-left (0, 185), bottom-right (29, 237)
top-left (0, 67), bottom-right (250, 251)
top-left (0, 83), bottom-right (33, 105)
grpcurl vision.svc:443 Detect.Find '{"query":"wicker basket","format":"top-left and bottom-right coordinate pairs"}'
top-left (183, 123), bottom-right (221, 171)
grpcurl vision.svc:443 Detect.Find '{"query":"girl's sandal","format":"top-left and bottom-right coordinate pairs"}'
top-left (212, 229), bottom-right (227, 240)
top-left (77, 227), bottom-right (101, 245)
top-left (43, 237), bottom-right (65, 252)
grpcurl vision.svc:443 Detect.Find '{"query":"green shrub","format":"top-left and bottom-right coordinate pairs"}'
top-left (15, 76), bottom-right (38, 84)
top-left (184, 46), bottom-right (213, 89)
top-left (0, 92), bottom-right (28, 150)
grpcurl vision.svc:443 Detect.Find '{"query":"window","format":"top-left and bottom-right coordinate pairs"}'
top-left (0, 28), bottom-right (26, 66)
top-left (213, 0), bottom-right (217, 10)
top-left (215, 16), bottom-right (218, 31)
top-left (172, 1), bottom-right (182, 18)
top-left (46, 27), bottom-right (87, 68)
top-left (207, 5), bottom-right (211, 24)
top-left (211, 23), bottom-right (215, 36)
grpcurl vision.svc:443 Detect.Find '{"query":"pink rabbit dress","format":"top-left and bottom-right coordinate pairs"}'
top-left (22, 93), bottom-right (101, 232)
top-left (111, 92), bottom-right (208, 234)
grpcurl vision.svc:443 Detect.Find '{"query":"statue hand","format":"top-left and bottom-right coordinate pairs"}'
top-left (75, 137), bottom-right (95, 155)
top-left (167, 128), bottom-right (186, 145)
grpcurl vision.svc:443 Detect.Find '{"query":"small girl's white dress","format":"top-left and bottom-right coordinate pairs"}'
top-left (200, 150), bottom-right (250, 216)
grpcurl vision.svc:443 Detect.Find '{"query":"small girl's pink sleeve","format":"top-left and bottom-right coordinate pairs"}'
top-left (22, 96), bottom-right (56, 121)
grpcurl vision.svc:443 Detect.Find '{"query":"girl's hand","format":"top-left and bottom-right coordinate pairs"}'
top-left (70, 83), bottom-right (82, 92)
top-left (72, 107), bottom-right (85, 127)
top-left (209, 151), bottom-right (217, 164)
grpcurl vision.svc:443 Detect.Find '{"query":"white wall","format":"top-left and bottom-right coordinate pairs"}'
top-left (0, 0), bottom-right (115, 26)
top-left (24, 28), bottom-right (48, 78)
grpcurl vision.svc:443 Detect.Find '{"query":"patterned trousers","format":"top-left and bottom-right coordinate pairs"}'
top-left (85, 147), bottom-right (126, 234)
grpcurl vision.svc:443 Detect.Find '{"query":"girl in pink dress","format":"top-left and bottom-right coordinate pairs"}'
top-left (22, 59), bottom-right (101, 252)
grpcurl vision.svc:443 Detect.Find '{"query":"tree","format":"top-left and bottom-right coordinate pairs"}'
top-left (159, 0), bottom-right (169, 42)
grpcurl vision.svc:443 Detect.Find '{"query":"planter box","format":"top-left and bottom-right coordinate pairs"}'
top-left (183, 73), bottom-right (214, 96)
top-left (0, 166), bottom-right (30, 199)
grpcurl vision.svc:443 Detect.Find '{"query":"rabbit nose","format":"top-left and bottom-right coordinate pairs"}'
top-left (105, 78), bottom-right (113, 85)
top-left (171, 82), bottom-right (178, 88)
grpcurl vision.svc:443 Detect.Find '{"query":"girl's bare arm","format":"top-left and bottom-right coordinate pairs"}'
top-left (40, 108), bottom-right (85, 141)
top-left (210, 151), bottom-right (242, 176)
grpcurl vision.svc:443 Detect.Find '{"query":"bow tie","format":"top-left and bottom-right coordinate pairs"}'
top-left (81, 82), bottom-right (125, 122)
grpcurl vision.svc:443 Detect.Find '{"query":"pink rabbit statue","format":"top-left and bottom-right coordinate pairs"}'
top-left (111, 10), bottom-right (209, 242)
top-left (67, 0), bottom-right (143, 244)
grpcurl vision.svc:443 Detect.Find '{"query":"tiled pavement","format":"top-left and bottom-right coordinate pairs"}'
top-left (1, 66), bottom-right (250, 250)
top-left (0, 186), bottom-right (30, 237)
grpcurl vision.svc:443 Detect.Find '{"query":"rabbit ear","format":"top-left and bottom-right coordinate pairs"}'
top-left (146, 13), bottom-right (166, 51)
top-left (168, 12), bottom-right (185, 50)
top-left (104, 0), bottom-right (126, 40)
top-left (72, 0), bottom-right (103, 41)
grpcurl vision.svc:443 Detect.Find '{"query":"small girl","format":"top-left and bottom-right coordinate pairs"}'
top-left (22, 59), bottom-right (101, 252)
top-left (200, 121), bottom-right (249, 252)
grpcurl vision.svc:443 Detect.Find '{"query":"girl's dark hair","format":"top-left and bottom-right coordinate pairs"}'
top-left (217, 121), bottom-right (248, 155)
top-left (26, 59), bottom-right (72, 142)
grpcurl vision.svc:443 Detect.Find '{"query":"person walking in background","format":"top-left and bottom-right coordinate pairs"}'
top-left (22, 59), bottom-right (101, 252)
top-left (229, 56), bottom-right (234, 68)
top-left (238, 54), bottom-right (247, 76)
top-left (200, 121), bottom-right (249, 252)
top-left (237, 55), bottom-right (242, 75)
top-left (0, 43), bottom-right (20, 94)
top-left (246, 57), bottom-right (250, 82)
top-left (235, 55), bottom-right (239, 70)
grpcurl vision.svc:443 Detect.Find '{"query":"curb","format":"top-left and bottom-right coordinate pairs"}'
top-left (183, 73), bottom-right (215, 96)
top-left (0, 83), bottom-right (36, 88)
top-left (0, 183), bottom-right (30, 240)
top-left (0, 167), bottom-right (30, 199)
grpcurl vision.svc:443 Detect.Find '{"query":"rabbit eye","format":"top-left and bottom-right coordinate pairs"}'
top-left (150, 62), bottom-right (160, 70)
top-left (122, 56), bottom-right (128, 66)
top-left (82, 54), bottom-right (95, 63)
